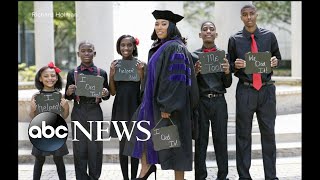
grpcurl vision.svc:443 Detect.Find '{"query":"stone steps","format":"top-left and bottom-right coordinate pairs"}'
top-left (18, 142), bottom-right (301, 164)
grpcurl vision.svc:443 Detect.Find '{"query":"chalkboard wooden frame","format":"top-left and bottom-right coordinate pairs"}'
top-left (198, 50), bottom-right (225, 74)
top-left (114, 60), bottom-right (140, 82)
top-left (35, 92), bottom-right (62, 115)
top-left (244, 52), bottom-right (272, 74)
top-left (75, 74), bottom-right (104, 97)
top-left (152, 118), bottom-right (181, 151)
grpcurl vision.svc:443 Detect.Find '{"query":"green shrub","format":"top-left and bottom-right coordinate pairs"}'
top-left (18, 63), bottom-right (67, 82)
top-left (18, 63), bottom-right (36, 82)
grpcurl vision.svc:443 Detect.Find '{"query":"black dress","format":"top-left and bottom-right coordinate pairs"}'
top-left (109, 80), bottom-right (141, 138)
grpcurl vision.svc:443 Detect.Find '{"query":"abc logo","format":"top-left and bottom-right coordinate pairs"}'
top-left (28, 112), bottom-right (68, 152)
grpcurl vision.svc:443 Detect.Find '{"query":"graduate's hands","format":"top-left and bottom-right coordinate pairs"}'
top-left (161, 112), bottom-right (171, 119)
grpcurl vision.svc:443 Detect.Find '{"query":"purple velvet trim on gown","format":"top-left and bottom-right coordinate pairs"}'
top-left (170, 53), bottom-right (185, 61)
top-left (168, 63), bottom-right (186, 71)
top-left (131, 40), bottom-right (176, 164)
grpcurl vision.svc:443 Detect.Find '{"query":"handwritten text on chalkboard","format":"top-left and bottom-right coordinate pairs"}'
top-left (35, 92), bottom-right (62, 115)
top-left (75, 74), bottom-right (104, 97)
top-left (151, 118), bottom-right (181, 151)
top-left (114, 60), bottom-right (140, 81)
top-left (244, 52), bottom-right (271, 74)
top-left (198, 50), bottom-right (225, 74)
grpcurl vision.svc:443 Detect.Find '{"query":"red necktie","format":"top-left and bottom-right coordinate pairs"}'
top-left (203, 47), bottom-right (217, 52)
top-left (251, 34), bottom-right (262, 90)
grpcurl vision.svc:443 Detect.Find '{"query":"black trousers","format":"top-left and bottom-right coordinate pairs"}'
top-left (119, 138), bottom-right (139, 180)
top-left (195, 96), bottom-right (228, 180)
top-left (71, 104), bottom-right (104, 180)
top-left (236, 82), bottom-right (278, 180)
top-left (33, 155), bottom-right (66, 180)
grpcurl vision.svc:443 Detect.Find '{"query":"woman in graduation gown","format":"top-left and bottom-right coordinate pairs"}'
top-left (124, 10), bottom-right (199, 180)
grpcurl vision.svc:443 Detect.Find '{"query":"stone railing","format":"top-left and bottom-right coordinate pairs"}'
top-left (18, 82), bottom-right (35, 90)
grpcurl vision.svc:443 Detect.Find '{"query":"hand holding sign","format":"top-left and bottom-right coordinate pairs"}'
top-left (101, 88), bottom-right (109, 98)
top-left (270, 56), bottom-right (278, 67)
top-left (136, 60), bottom-right (145, 80)
top-left (244, 52), bottom-right (271, 74)
top-left (109, 60), bottom-right (118, 77)
top-left (194, 60), bottom-right (201, 74)
top-left (66, 84), bottom-right (76, 96)
top-left (221, 58), bottom-right (230, 74)
top-left (235, 58), bottom-right (246, 69)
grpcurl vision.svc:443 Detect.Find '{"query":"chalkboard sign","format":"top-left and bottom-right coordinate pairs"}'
top-left (244, 52), bottom-right (271, 74)
top-left (75, 74), bottom-right (104, 97)
top-left (152, 118), bottom-right (181, 151)
top-left (35, 92), bottom-right (62, 115)
top-left (114, 60), bottom-right (140, 82)
top-left (198, 50), bottom-right (225, 74)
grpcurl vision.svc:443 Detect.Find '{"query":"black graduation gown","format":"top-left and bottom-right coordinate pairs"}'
top-left (123, 39), bottom-right (199, 171)
top-left (153, 40), bottom-right (198, 171)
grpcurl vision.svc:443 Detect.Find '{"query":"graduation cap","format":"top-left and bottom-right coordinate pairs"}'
top-left (152, 10), bottom-right (184, 24)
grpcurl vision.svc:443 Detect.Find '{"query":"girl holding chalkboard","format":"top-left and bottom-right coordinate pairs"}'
top-left (29, 62), bottom-right (69, 180)
top-left (109, 35), bottom-right (146, 180)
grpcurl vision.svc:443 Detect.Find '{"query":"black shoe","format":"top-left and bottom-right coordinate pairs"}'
top-left (131, 164), bottom-right (157, 180)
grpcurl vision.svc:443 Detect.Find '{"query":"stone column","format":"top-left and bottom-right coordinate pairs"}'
top-left (214, 1), bottom-right (251, 118)
top-left (75, 2), bottom-right (114, 121)
top-left (75, 2), bottom-right (114, 70)
top-left (156, 1), bottom-right (184, 15)
top-left (113, 2), bottom-right (157, 63)
top-left (214, 1), bottom-right (251, 52)
top-left (291, 2), bottom-right (302, 78)
top-left (18, 24), bottom-right (21, 63)
top-left (33, 1), bottom-right (54, 70)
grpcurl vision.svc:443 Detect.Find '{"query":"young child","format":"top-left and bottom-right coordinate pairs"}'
top-left (64, 40), bottom-right (110, 180)
top-left (29, 61), bottom-right (69, 180)
top-left (109, 35), bottom-right (146, 180)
